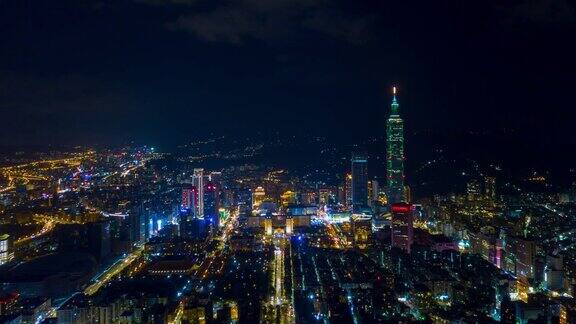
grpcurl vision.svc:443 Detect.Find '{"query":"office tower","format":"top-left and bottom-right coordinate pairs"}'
top-left (130, 202), bottom-right (149, 245)
top-left (386, 86), bottom-right (406, 204)
top-left (181, 188), bottom-right (192, 209)
top-left (467, 179), bottom-right (482, 200)
top-left (87, 221), bottom-right (112, 261)
top-left (485, 176), bottom-right (496, 200)
top-left (544, 255), bottom-right (564, 291)
top-left (345, 174), bottom-right (352, 208)
top-left (351, 153), bottom-right (368, 211)
top-left (221, 187), bottom-right (234, 208)
top-left (371, 179), bottom-right (379, 204)
top-left (203, 182), bottom-right (219, 230)
top-left (208, 171), bottom-right (222, 183)
top-left (0, 234), bottom-right (13, 265)
top-left (404, 185), bottom-right (411, 203)
top-left (193, 169), bottom-right (204, 216)
top-left (55, 222), bottom-right (111, 261)
top-left (48, 182), bottom-right (59, 208)
top-left (252, 186), bottom-right (266, 209)
top-left (181, 187), bottom-right (198, 216)
top-left (236, 188), bottom-right (252, 215)
top-left (391, 203), bottom-right (414, 253)
top-left (367, 180), bottom-right (373, 206)
top-left (337, 184), bottom-right (346, 206)
top-left (505, 237), bottom-right (536, 278)
top-left (108, 216), bottom-right (132, 254)
top-left (180, 216), bottom-right (207, 240)
top-left (178, 205), bottom-right (193, 224)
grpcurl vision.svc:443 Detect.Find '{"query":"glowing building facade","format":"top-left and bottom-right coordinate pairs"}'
top-left (193, 169), bottom-right (204, 216)
top-left (386, 87), bottom-right (406, 204)
top-left (0, 234), bottom-right (13, 265)
top-left (391, 203), bottom-right (414, 253)
top-left (181, 187), bottom-right (198, 216)
top-left (252, 186), bottom-right (266, 209)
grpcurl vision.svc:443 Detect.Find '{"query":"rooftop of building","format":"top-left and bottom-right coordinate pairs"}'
top-left (0, 252), bottom-right (97, 283)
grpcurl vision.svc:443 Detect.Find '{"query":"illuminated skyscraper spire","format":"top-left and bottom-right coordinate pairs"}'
top-left (386, 86), bottom-right (406, 204)
top-left (391, 86), bottom-right (399, 115)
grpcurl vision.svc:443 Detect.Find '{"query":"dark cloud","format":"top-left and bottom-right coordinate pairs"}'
top-left (0, 71), bottom-right (126, 113)
top-left (302, 12), bottom-right (376, 45)
top-left (500, 0), bottom-right (575, 23)
top-left (163, 0), bottom-right (376, 44)
top-left (132, 0), bottom-right (200, 6)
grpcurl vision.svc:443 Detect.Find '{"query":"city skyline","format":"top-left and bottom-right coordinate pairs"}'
top-left (1, 1), bottom-right (576, 323)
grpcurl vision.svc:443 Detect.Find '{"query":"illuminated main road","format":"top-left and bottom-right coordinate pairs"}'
top-left (15, 214), bottom-right (79, 246)
top-left (316, 211), bottom-right (348, 249)
top-left (84, 246), bottom-right (144, 295)
top-left (263, 235), bottom-right (295, 324)
top-left (195, 210), bottom-right (238, 279)
top-left (14, 219), bottom-right (55, 246)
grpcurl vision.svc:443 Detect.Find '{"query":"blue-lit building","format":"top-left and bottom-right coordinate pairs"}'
top-left (180, 217), bottom-right (207, 240)
top-left (236, 188), bottom-right (252, 215)
top-left (351, 152), bottom-right (368, 211)
top-left (203, 182), bottom-right (220, 231)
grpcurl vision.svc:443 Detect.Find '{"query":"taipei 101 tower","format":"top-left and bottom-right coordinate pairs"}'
top-left (386, 86), bottom-right (406, 204)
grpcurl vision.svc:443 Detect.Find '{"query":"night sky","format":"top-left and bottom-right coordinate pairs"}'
top-left (1, 0), bottom-right (575, 153)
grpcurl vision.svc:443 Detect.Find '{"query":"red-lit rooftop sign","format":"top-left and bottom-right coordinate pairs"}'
top-left (391, 203), bottom-right (413, 213)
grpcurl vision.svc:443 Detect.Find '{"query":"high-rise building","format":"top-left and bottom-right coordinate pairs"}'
top-left (193, 169), bottom-right (204, 216)
top-left (485, 176), bottom-right (496, 200)
top-left (351, 153), bottom-right (368, 211)
top-left (391, 203), bottom-right (414, 253)
top-left (371, 179), bottom-right (379, 204)
top-left (182, 188), bottom-right (191, 209)
top-left (386, 86), bottom-right (406, 204)
top-left (367, 180), bottom-right (373, 206)
top-left (130, 202), bottom-right (149, 245)
top-left (180, 216), bottom-right (207, 240)
top-left (0, 234), bottom-right (13, 265)
top-left (404, 185), bottom-right (411, 203)
top-left (236, 188), bottom-right (252, 215)
top-left (203, 182), bottom-right (219, 230)
top-left (208, 171), bottom-right (222, 183)
top-left (181, 187), bottom-right (199, 217)
top-left (252, 186), bottom-right (266, 209)
top-left (467, 179), bottom-right (482, 200)
top-left (56, 222), bottom-right (112, 261)
top-left (345, 173), bottom-right (352, 208)
top-left (87, 221), bottom-right (112, 261)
